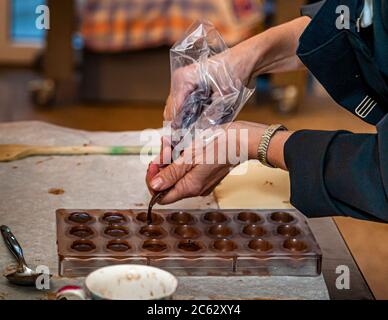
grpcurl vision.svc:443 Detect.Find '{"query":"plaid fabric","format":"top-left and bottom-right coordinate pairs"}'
top-left (81, 0), bottom-right (262, 52)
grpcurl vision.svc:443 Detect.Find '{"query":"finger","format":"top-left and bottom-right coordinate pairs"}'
top-left (158, 136), bottom-right (172, 165)
top-left (149, 157), bottom-right (192, 191)
top-left (146, 139), bottom-right (171, 194)
top-left (158, 173), bottom-right (199, 204)
top-left (158, 187), bottom-right (186, 205)
top-left (163, 94), bottom-right (175, 121)
top-left (172, 86), bottom-right (189, 118)
top-left (200, 174), bottom-right (226, 196)
top-left (164, 86), bottom-right (188, 121)
top-left (164, 65), bottom-right (199, 121)
top-left (158, 164), bottom-right (223, 204)
top-left (145, 139), bottom-right (171, 191)
top-left (145, 159), bottom-right (161, 194)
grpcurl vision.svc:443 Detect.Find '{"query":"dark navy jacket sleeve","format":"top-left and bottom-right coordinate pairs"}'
top-left (284, 114), bottom-right (388, 222)
top-left (300, 1), bottom-right (326, 18)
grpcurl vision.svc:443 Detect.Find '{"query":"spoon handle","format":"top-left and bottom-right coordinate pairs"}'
top-left (0, 225), bottom-right (27, 268)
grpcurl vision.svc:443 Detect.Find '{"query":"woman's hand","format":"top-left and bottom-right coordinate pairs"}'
top-left (163, 17), bottom-right (310, 122)
top-left (146, 121), bottom-right (293, 204)
top-left (149, 17), bottom-right (308, 204)
top-left (146, 121), bottom-right (281, 204)
top-left (164, 50), bottom-right (253, 122)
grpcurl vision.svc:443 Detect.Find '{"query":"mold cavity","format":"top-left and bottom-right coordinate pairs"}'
top-left (69, 226), bottom-right (94, 238)
top-left (248, 239), bottom-right (273, 252)
top-left (136, 212), bottom-right (164, 225)
top-left (168, 212), bottom-right (194, 225)
top-left (104, 225), bottom-right (129, 238)
top-left (242, 225), bottom-right (266, 237)
top-left (283, 239), bottom-right (308, 252)
top-left (102, 212), bottom-right (127, 224)
top-left (71, 240), bottom-right (96, 252)
top-left (237, 212), bottom-right (261, 224)
top-left (177, 240), bottom-right (204, 252)
top-left (106, 240), bottom-right (131, 252)
top-left (173, 225), bottom-right (200, 239)
top-left (270, 211), bottom-right (295, 223)
top-left (208, 225), bottom-right (233, 238)
top-left (139, 225), bottom-right (166, 239)
top-left (142, 239), bottom-right (167, 252)
top-left (212, 239), bottom-right (237, 252)
top-left (277, 225), bottom-right (301, 237)
top-left (203, 212), bottom-right (227, 224)
top-left (68, 212), bottom-right (92, 224)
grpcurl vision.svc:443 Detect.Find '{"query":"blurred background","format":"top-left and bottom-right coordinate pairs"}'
top-left (0, 0), bottom-right (387, 298)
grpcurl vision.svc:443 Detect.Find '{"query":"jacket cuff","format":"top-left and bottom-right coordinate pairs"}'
top-left (284, 129), bottom-right (348, 218)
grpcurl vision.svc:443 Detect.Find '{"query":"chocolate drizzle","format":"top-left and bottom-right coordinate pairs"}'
top-left (146, 190), bottom-right (169, 224)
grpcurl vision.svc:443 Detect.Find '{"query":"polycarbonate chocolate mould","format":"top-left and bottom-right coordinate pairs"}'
top-left (56, 209), bottom-right (322, 277)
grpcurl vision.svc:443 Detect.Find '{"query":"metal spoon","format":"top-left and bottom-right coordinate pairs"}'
top-left (0, 225), bottom-right (48, 286)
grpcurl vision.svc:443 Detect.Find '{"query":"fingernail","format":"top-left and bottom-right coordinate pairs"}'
top-left (151, 177), bottom-right (163, 190)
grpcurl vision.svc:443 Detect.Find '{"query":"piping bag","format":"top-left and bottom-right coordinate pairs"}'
top-left (146, 21), bottom-right (254, 224)
top-left (146, 89), bottom-right (212, 224)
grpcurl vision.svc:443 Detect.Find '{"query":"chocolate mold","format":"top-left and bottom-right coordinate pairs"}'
top-left (242, 224), bottom-right (266, 238)
top-left (237, 212), bottom-right (261, 224)
top-left (173, 225), bottom-right (201, 239)
top-left (71, 240), bottom-right (96, 252)
top-left (270, 211), bottom-right (295, 224)
top-left (136, 212), bottom-right (164, 225)
top-left (248, 239), bottom-right (273, 252)
top-left (69, 226), bottom-right (94, 238)
top-left (142, 239), bottom-right (168, 252)
top-left (277, 225), bottom-right (301, 237)
top-left (207, 225), bottom-right (233, 239)
top-left (212, 239), bottom-right (238, 252)
top-left (168, 211), bottom-right (195, 225)
top-left (104, 225), bottom-right (130, 238)
top-left (68, 212), bottom-right (93, 224)
top-left (283, 238), bottom-right (309, 252)
top-left (203, 211), bottom-right (228, 224)
top-left (102, 212), bottom-right (127, 225)
top-left (56, 209), bottom-right (321, 277)
top-left (139, 225), bottom-right (167, 239)
top-left (106, 240), bottom-right (131, 252)
top-left (177, 240), bottom-right (205, 252)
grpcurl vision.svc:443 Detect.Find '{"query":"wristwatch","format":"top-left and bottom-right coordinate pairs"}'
top-left (257, 124), bottom-right (288, 168)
